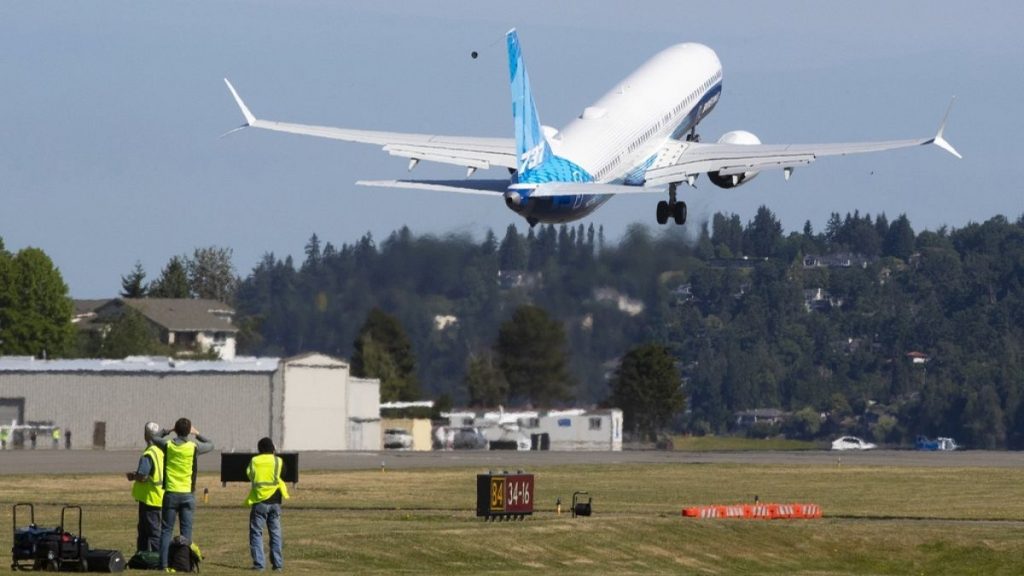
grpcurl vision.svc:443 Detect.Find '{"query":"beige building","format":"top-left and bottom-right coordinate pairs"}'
top-left (380, 418), bottom-right (433, 451)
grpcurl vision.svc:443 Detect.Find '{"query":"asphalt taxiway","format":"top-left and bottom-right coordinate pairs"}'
top-left (2, 448), bottom-right (1022, 476)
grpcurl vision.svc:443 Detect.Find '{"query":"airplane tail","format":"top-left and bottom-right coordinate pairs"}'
top-left (506, 29), bottom-right (592, 185)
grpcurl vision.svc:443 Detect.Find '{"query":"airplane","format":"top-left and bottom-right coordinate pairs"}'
top-left (223, 28), bottom-right (960, 227)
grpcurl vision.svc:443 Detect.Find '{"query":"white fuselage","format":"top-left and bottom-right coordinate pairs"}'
top-left (518, 43), bottom-right (723, 222)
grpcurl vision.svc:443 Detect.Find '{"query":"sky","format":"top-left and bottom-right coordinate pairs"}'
top-left (1, 1), bottom-right (1021, 297)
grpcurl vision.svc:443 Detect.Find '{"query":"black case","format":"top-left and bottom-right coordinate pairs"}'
top-left (84, 549), bottom-right (126, 572)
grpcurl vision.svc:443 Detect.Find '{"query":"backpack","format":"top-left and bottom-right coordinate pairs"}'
top-left (127, 550), bottom-right (160, 570)
top-left (168, 536), bottom-right (202, 573)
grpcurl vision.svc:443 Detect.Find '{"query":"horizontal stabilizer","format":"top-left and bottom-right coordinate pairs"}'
top-left (356, 179), bottom-right (508, 196)
top-left (517, 182), bottom-right (659, 198)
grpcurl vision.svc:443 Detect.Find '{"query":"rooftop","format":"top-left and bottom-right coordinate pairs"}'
top-left (0, 355), bottom-right (280, 374)
top-left (120, 298), bottom-right (238, 333)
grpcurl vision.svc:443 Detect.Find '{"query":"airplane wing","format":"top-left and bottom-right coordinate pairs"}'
top-left (223, 79), bottom-right (517, 172)
top-left (644, 100), bottom-right (961, 188)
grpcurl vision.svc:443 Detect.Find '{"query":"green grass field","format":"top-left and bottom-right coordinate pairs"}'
top-left (3, 463), bottom-right (1023, 574)
top-left (670, 435), bottom-right (820, 451)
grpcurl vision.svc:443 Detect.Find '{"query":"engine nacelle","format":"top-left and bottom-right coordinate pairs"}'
top-left (708, 130), bottom-right (761, 189)
top-left (504, 190), bottom-right (526, 211)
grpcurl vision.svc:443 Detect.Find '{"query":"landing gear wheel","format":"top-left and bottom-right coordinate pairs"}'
top-left (656, 201), bottom-right (669, 225)
top-left (673, 201), bottom-right (687, 225)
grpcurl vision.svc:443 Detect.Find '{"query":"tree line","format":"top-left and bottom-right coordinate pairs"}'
top-left (230, 210), bottom-right (1024, 448)
top-left (3, 208), bottom-right (1023, 447)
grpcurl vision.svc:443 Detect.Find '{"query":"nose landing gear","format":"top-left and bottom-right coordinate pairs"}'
top-left (656, 183), bottom-right (687, 225)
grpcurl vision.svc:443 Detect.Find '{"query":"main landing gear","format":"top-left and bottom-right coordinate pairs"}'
top-left (656, 183), bottom-right (687, 225)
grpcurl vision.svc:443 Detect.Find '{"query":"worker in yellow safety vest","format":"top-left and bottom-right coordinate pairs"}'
top-left (127, 422), bottom-right (165, 552)
top-left (150, 417), bottom-right (214, 571)
top-left (51, 427), bottom-right (61, 448)
top-left (0, 427), bottom-right (8, 449)
top-left (246, 437), bottom-right (290, 571)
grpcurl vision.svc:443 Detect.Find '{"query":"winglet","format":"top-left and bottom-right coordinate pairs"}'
top-left (930, 97), bottom-right (962, 159)
top-left (223, 78), bottom-right (256, 126)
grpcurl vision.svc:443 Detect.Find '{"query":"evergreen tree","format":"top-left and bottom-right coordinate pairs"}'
top-left (352, 308), bottom-right (419, 401)
top-left (481, 229), bottom-right (497, 256)
top-left (357, 335), bottom-right (405, 401)
top-left (463, 352), bottom-right (509, 407)
top-left (884, 214), bottom-right (915, 260)
top-left (712, 212), bottom-right (744, 256)
top-left (498, 224), bottom-right (527, 270)
top-left (149, 256), bottom-right (191, 298)
top-left (611, 343), bottom-right (684, 440)
top-left (744, 205), bottom-right (783, 257)
top-left (825, 212), bottom-right (843, 247)
top-left (495, 305), bottom-right (574, 406)
top-left (120, 261), bottom-right (148, 298)
top-left (303, 233), bottom-right (321, 270)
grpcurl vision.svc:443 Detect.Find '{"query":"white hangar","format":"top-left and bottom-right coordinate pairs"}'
top-left (0, 353), bottom-right (380, 452)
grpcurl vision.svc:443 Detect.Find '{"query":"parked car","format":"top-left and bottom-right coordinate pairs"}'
top-left (915, 435), bottom-right (959, 451)
top-left (452, 427), bottom-right (488, 450)
top-left (831, 436), bottom-right (877, 451)
top-left (383, 428), bottom-right (413, 450)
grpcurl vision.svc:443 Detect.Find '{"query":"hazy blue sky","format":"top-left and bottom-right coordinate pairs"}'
top-left (1, 1), bottom-right (1020, 297)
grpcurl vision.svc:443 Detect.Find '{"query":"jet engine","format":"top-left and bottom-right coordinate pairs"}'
top-left (708, 130), bottom-right (761, 188)
top-left (504, 190), bottom-right (526, 211)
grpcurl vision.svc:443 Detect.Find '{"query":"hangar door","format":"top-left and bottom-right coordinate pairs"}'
top-left (0, 398), bottom-right (25, 426)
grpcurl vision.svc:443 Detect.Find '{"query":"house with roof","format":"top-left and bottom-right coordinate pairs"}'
top-left (85, 298), bottom-right (239, 359)
top-left (734, 408), bottom-right (787, 429)
top-left (803, 252), bottom-right (872, 269)
top-left (906, 351), bottom-right (930, 365)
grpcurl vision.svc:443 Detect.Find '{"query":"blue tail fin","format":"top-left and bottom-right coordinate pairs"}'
top-left (506, 29), bottom-right (592, 185)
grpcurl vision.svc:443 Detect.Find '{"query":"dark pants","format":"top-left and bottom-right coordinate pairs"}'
top-left (137, 502), bottom-right (162, 552)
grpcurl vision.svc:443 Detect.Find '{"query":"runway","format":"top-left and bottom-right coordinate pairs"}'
top-left (2, 448), bottom-right (1022, 476)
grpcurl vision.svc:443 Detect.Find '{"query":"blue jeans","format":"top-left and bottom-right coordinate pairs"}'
top-left (249, 502), bottom-right (283, 570)
top-left (159, 492), bottom-right (195, 568)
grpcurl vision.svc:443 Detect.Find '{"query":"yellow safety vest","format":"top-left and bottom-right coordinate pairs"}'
top-left (163, 440), bottom-right (198, 494)
top-left (52, 428), bottom-right (60, 440)
top-left (245, 454), bottom-right (290, 506)
top-left (132, 444), bottom-right (165, 507)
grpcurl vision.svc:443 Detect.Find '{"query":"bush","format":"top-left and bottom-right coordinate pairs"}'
top-left (747, 421), bottom-right (781, 439)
